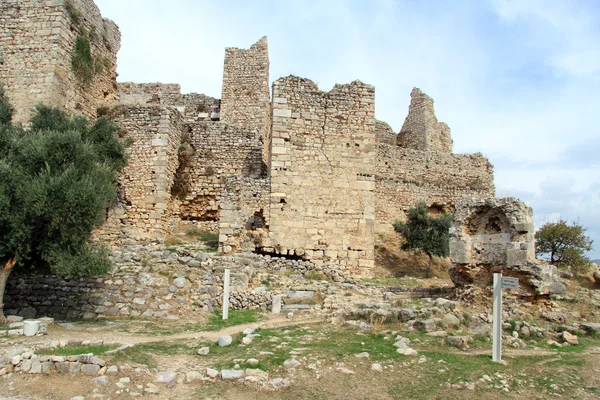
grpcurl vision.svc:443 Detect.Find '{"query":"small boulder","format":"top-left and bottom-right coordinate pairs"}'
top-left (92, 376), bottom-right (109, 386)
top-left (413, 319), bottom-right (436, 332)
top-left (283, 358), bottom-right (302, 369)
top-left (205, 368), bottom-right (219, 378)
top-left (247, 358), bottom-right (259, 366)
top-left (221, 369), bottom-right (245, 380)
top-left (443, 314), bottom-right (461, 328)
top-left (371, 363), bottom-right (383, 372)
top-left (155, 371), bottom-right (177, 387)
top-left (197, 347), bottom-right (210, 355)
top-left (446, 336), bottom-right (472, 349)
top-left (185, 371), bottom-right (203, 383)
top-left (218, 335), bottom-right (233, 347)
top-left (562, 331), bottom-right (579, 345)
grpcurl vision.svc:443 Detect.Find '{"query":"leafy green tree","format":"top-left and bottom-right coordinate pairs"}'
top-left (0, 89), bottom-right (126, 323)
top-left (393, 202), bottom-right (452, 277)
top-left (535, 219), bottom-right (593, 269)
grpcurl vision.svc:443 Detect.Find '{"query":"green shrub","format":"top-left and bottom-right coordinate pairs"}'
top-left (72, 35), bottom-right (95, 85)
top-left (65, 0), bottom-right (82, 27)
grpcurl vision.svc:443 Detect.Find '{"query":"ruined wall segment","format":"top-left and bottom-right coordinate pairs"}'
top-left (448, 198), bottom-right (565, 296)
top-left (94, 106), bottom-right (183, 242)
top-left (180, 121), bottom-right (269, 248)
top-left (267, 76), bottom-right (376, 274)
top-left (116, 82), bottom-right (220, 122)
top-left (220, 37), bottom-right (271, 163)
top-left (398, 88), bottom-right (453, 153)
top-left (0, 0), bottom-right (120, 123)
top-left (375, 145), bottom-right (495, 233)
top-left (375, 120), bottom-right (397, 145)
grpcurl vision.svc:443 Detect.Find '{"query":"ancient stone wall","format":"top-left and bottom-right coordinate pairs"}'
top-left (375, 144), bottom-right (495, 233)
top-left (375, 120), bottom-right (397, 145)
top-left (116, 82), bottom-right (182, 106)
top-left (397, 88), bottom-right (453, 153)
top-left (0, 0), bottom-right (120, 123)
top-left (179, 121), bottom-right (269, 252)
top-left (448, 198), bottom-right (565, 296)
top-left (220, 37), bottom-right (271, 163)
top-left (94, 106), bottom-right (183, 242)
top-left (3, 246), bottom-right (266, 320)
top-left (267, 76), bottom-right (376, 274)
top-left (116, 82), bottom-right (220, 122)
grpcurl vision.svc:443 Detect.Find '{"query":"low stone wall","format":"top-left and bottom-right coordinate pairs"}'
top-left (3, 246), bottom-right (273, 320)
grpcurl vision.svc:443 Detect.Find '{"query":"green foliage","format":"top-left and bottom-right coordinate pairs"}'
top-left (535, 218), bottom-right (593, 270)
top-left (0, 102), bottom-right (126, 276)
top-left (171, 143), bottom-right (193, 200)
top-left (65, 0), bottom-right (82, 27)
top-left (72, 35), bottom-right (95, 86)
top-left (0, 86), bottom-right (13, 125)
top-left (393, 202), bottom-right (452, 259)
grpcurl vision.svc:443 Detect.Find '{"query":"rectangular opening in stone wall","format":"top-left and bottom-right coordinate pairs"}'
top-left (180, 195), bottom-right (220, 221)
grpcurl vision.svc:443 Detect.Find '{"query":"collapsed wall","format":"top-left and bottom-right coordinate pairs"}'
top-left (116, 82), bottom-right (220, 122)
top-left (375, 145), bottom-right (495, 233)
top-left (266, 76), bottom-right (376, 274)
top-left (94, 106), bottom-right (183, 242)
top-left (448, 198), bottom-right (565, 297)
top-left (220, 37), bottom-right (271, 164)
top-left (0, 0), bottom-right (120, 123)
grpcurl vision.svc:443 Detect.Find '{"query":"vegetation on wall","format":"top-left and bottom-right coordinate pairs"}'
top-left (0, 90), bottom-right (127, 323)
top-left (171, 133), bottom-right (194, 200)
top-left (72, 34), bottom-right (95, 85)
top-left (65, 0), bottom-right (82, 27)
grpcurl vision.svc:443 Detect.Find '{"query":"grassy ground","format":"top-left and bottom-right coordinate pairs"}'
top-left (102, 319), bottom-right (600, 399)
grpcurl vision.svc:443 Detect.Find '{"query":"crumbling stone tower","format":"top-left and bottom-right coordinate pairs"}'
top-left (398, 88), bottom-right (453, 153)
top-left (0, 0), bottom-right (120, 123)
top-left (266, 77), bottom-right (376, 274)
top-left (220, 37), bottom-right (271, 164)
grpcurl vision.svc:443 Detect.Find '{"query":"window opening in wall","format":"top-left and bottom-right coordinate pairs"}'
top-left (254, 248), bottom-right (303, 261)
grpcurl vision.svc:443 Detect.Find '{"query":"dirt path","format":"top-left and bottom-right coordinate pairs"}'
top-left (37, 314), bottom-right (322, 346)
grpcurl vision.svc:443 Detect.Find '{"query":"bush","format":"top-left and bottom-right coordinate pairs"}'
top-left (72, 35), bottom-right (95, 85)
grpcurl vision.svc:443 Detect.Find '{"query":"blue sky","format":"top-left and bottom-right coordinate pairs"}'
top-left (95, 0), bottom-right (600, 259)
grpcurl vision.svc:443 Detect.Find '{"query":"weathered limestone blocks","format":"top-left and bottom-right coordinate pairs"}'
top-left (448, 198), bottom-right (565, 296)
top-left (94, 106), bottom-right (183, 241)
top-left (398, 88), bottom-right (453, 153)
top-left (0, 0), bottom-right (121, 122)
top-left (116, 83), bottom-right (220, 122)
top-left (375, 144), bottom-right (495, 232)
top-left (220, 36), bottom-right (271, 163)
top-left (267, 76), bottom-right (376, 275)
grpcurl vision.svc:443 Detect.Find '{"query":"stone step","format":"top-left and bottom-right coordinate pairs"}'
top-left (281, 304), bottom-right (310, 311)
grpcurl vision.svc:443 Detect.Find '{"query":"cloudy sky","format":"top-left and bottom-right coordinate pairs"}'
top-left (95, 0), bottom-right (600, 259)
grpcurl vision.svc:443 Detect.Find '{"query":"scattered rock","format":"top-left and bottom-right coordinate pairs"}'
top-left (581, 322), bottom-right (600, 334)
top-left (92, 376), bottom-right (109, 386)
top-left (443, 313), bottom-right (461, 328)
top-left (337, 367), bottom-right (355, 374)
top-left (205, 368), bottom-right (219, 378)
top-left (185, 371), bottom-right (203, 383)
top-left (283, 358), bottom-right (302, 369)
top-left (197, 347), bottom-right (210, 355)
top-left (371, 363), bottom-right (383, 372)
top-left (247, 358), bottom-right (259, 366)
top-left (562, 331), bottom-right (579, 345)
top-left (81, 364), bottom-right (101, 376)
top-left (218, 335), bottom-right (233, 347)
top-left (446, 336), bottom-right (472, 349)
top-left (155, 371), bottom-right (177, 387)
top-left (413, 319), bottom-right (436, 332)
top-left (221, 369), bottom-right (245, 380)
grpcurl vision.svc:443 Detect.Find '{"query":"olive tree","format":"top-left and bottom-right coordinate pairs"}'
top-left (0, 88), bottom-right (126, 323)
top-left (393, 202), bottom-right (452, 277)
top-left (535, 219), bottom-right (593, 270)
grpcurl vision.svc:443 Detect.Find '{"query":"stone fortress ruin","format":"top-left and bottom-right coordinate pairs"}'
top-left (0, 0), bottom-right (496, 277)
top-left (1, 0), bottom-right (565, 320)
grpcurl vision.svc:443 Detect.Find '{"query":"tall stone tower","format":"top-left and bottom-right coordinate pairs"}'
top-left (0, 0), bottom-right (121, 123)
top-left (220, 36), bottom-right (271, 164)
top-left (397, 88), bottom-right (453, 153)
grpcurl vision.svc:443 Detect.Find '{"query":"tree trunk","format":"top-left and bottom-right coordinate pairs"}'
top-left (426, 254), bottom-right (433, 279)
top-left (0, 256), bottom-right (16, 325)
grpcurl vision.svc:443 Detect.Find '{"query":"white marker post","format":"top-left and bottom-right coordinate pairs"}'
top-left (222, 269), bottom-right (231, 320)
top-left (492, 273), bottom-right (519, 363)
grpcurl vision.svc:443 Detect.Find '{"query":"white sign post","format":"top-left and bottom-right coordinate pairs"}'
top-left (492, 273), bottom-right (519, 362)
top-left (222, 269), bottom-right (231, 320)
